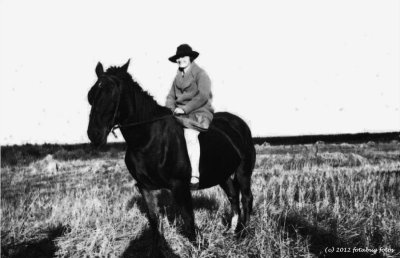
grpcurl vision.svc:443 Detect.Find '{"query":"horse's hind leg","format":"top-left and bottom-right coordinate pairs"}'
top-left (220, 177), bottom-right (241, 233)
top-left (236, 164), bottom-right (253, 229)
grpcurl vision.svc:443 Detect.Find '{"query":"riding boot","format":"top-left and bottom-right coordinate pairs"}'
top-left (184, 128), bottom-right (200, 189)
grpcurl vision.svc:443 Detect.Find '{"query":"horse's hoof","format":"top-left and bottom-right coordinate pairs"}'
top-left (235, 227), bottom-right (249, 238)
top-left (147, 247), bottom-right (163, 258)
top-left (188, 233), bottom-right (196, 243)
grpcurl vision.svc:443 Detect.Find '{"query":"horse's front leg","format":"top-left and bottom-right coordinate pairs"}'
top-left (138, 187), bottom-right (163, 256)
top-left (171, 180), bottom-right (196, 242)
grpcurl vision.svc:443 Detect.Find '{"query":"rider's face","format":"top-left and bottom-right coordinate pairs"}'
top-left (176, 56), bottom-right (191, 69)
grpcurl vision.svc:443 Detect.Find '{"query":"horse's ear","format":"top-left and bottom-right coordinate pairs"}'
top-left (95, 62), bottom-right (104, 77)
top-left (121, 59), bottom-right (130, 72)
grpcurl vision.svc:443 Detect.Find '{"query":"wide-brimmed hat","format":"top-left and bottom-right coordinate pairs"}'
top-left (168, 44), bottom-right (199, 63)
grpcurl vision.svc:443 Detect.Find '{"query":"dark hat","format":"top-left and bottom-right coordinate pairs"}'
top-left (168, 44), bottom-right (199, 63)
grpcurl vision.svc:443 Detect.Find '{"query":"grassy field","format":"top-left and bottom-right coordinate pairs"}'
top-left (1, 141), bottom-right (400, 257)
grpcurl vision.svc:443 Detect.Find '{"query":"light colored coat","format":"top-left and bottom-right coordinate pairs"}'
top-left (166, 62), bottom-right (214, 131)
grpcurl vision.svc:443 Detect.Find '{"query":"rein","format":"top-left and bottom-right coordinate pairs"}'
top-left (103, 74), bottom-right (174, 137)
top-left (111, 114), bottom-right (174, 137)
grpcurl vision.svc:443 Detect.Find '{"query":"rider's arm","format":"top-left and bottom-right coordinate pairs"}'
top-left (165, 80), bottom-right (176, 111)
top-left (181, 71), bottom-right (211, 114)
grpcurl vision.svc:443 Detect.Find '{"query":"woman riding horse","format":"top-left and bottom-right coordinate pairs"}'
top-left (87, 57), bottom-right (255, 254)
top-left (166, 44), bottom-right (214, 189)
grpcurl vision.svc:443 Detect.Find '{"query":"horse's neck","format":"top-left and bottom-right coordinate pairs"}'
top-left (118, 85), bottom-right (135, 123)
top-left (118, 83), bottom-right (171, 148)
top-left (120, 84), bottom-right (168, 123)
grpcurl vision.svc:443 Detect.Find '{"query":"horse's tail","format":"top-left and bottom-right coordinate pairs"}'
top-left (213, 112), bottom-right (256, 174)
top-left (241, 118), bottom-right (256, 174)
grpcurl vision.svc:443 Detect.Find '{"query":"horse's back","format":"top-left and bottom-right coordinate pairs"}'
top-left (198, 112), bottom-right (255, 188)
top-left (212, 112), bottom-right (253, 146)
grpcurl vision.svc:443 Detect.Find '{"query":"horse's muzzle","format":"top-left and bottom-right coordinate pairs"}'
top-left (87, 128), bottom-right (108, 147)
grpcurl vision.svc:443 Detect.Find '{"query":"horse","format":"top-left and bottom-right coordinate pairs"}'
top-left (87, 60), bottom-right (256, 249)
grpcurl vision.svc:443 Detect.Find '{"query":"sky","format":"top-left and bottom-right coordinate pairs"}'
top-left (0, 0), bottom-right (399, 145)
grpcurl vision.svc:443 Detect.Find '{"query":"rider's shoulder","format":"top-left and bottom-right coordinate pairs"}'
top-left (190, 62), bottom-right (208, 78)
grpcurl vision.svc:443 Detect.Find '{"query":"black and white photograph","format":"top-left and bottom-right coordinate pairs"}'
top-left (1, 0), bottom-right (399, 257)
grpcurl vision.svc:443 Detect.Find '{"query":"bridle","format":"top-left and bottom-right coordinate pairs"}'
top-left (93, 74), bottom-right (173, 138)
top-left (94, 75), bottom-right (122, 137)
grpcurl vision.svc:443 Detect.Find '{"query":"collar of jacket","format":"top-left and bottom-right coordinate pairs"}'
top-left (176, 62), bottom-right (201, 77)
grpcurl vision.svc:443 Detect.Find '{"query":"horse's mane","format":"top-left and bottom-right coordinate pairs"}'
top-left (106, 66), bottom-right (171, 122)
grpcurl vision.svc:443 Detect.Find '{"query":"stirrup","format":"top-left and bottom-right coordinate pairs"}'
top-left (190, 176), bottom-right (199, 190)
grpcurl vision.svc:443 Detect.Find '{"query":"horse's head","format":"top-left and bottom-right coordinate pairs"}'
top-left (87, 60), bottom-right (130, 147)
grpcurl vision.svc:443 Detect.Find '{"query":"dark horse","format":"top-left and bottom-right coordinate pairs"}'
top-left (87, 60), bottom-right (255, 248)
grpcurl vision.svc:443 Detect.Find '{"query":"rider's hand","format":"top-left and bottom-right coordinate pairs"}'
top-left (174, 107), bottom-right (185, 115)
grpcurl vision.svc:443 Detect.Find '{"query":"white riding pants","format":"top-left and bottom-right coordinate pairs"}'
top-left (184, 128), bottom-right (200, 178)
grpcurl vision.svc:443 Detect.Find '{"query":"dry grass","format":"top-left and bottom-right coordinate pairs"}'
top-left (1, 142), bottom-right (400, 257)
